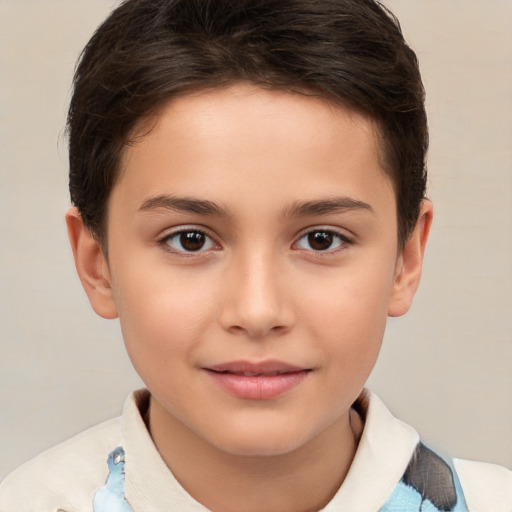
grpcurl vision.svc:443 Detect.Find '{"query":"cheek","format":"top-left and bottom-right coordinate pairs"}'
top-left (111, 267), bottom-right (216, 369)
top-left (315, 295), bottom-right (387, 405)
top-left (300, 262), bottom-right (394, 364)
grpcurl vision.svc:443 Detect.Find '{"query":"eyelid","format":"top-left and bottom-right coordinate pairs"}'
top-left (292, 226), bottom-right (354, 253)
top-left (158, 225), bottom-right (221, 254)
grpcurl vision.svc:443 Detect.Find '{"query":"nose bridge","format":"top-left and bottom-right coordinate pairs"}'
top-left (220, 245), bottom-right (291, 338)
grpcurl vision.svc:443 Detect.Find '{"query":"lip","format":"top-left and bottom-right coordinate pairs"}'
top-left (203, 360), bottom-right (311, 400)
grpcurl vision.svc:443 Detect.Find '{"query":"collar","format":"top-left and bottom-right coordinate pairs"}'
top-left (121, 389), bottom-right (419, 511)
top-left (321, 390), bottom-right (419, 511)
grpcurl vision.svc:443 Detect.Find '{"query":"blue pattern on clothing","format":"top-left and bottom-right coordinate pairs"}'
top-left (93, 447), bottom-right (134, 512)
top-left (379, 443), bottom-right (468, 511)
top-left (90, 443), bottom-right (467, 512)
top-left (380, 480), bottom-right (467, 512)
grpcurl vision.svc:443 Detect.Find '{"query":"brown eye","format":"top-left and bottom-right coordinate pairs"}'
top-left (180, 231), bottom-right (206, 251)
top-left (308, 231), bottom-right (334, 251)
top-left (296, 230), bottom-right (347, 252)
top-left (164, 230), bottom-right (215, 253)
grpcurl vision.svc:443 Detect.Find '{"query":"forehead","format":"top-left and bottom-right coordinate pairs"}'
top-left (124, 84), bottom-right (382, 159)
top-left (113, 84), bottom-right (394, 221)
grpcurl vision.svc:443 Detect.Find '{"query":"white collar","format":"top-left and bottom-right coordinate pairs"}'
top-left (121, 389), bottom-right (419, 511)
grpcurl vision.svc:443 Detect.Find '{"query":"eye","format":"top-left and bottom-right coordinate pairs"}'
top-left (295, 229), bottom-right (348, 252)
top-left (163, 229), bottom-right (216, 253)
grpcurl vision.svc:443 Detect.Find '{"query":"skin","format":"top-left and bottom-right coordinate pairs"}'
top-left (67, 84), bottom-right (432, 512)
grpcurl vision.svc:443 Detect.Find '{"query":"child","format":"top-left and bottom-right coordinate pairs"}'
top-left (1, 0), bottom-right (510, 510)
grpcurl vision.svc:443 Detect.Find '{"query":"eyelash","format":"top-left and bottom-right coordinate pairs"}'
top-left (159, 227), bottom-right (219, 254)
top-left (158, 227), bottom-right (353, 255)
top-left (293, 228), bottom-right (352, 254)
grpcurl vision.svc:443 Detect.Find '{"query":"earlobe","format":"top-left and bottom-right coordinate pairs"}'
top-left (388, 200), bottom-right (433, 317)
top-left (65, 207), bottom-right (118, 319)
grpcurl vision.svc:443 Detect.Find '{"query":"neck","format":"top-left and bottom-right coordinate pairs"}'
top-left (148, 398), bottom-right (362, 512)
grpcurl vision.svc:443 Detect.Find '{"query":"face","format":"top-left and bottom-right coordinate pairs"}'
top-left (91, 84), bottom-right (422, 456)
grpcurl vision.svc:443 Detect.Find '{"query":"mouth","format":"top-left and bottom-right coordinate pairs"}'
top-left (213, 370), bottom-right (297, 376)
top-left (207, 360), bottom-right (308, 374)
top-left (203, 360), bottom-right (311, 400)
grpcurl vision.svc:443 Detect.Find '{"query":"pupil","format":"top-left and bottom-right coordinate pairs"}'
top-left (308, 231), bottom-right (333, 251)
top-left (180, 231), bottom-right (205, 251)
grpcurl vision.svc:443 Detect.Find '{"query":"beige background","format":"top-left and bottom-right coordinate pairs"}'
top-left (0, 0), bottom-right (511, 479)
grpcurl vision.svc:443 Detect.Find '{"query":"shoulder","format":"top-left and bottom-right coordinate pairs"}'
top-left (0, 416), bottom-right (122, 512)
top-left (359, 391), bottom-right (512, 512)
top-left (455, 458), bottom-right (512, 512)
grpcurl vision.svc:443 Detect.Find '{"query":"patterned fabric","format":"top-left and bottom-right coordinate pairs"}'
top-left (89, 443), bottom-right (467, 512)
top-left (380, 443), bottom-right (468, 512)
top-left (92, 447), bottom-right (134, 512)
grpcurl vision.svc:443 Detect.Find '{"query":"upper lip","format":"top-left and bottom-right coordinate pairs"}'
top-left (205, 360), bottom-right (309, 376)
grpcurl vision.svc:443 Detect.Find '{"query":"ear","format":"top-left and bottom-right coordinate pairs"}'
top-left (66, 207), bottom-right (118, 319)
top-left (388, 200), bottom-right (433, 317)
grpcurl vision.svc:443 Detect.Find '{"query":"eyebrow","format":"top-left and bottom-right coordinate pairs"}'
top-left (283, 197), bottom-right (374, 218)
top-left (139, 195), bottom-right (231, 217)
top-left (138, 194), bottom-right (374, 219)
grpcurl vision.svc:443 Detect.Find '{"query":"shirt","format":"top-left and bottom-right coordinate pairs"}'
top-left (1, 389), bottom-right (511, 511)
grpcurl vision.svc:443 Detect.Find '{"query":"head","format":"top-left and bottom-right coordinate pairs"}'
top-left (68, 0), bottom-right (427, 250)
top-left (66, 0), bottom-right (432, 460)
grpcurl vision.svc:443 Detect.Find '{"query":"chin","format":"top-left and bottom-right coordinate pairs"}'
top-left (217, 440), bottom-right (304, 458)
top-left (207, 423), bottom-right (317, 458)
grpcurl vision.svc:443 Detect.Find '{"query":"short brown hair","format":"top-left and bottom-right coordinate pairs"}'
top-left (68, 0), bottom-right (427, 247)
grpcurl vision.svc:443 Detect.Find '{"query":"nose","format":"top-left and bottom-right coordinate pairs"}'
top-left (219, 250), bottom-right (294, 339)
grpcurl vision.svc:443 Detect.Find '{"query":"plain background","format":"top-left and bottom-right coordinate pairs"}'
top-left (0, 0), bottom-right (511, 480)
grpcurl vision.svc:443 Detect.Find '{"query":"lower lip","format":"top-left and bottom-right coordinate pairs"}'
top-left (204, 370), bottom-right (310, 400)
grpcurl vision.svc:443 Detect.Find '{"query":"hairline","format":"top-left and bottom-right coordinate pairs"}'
top-left (94, 80), bottom-right (406, 257)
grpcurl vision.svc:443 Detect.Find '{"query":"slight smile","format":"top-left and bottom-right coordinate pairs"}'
top-left (203, 360), bottom-right (312, 400)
